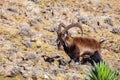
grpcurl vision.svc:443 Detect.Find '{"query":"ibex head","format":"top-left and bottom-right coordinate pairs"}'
top-left (56, 22), bottom-right (83, 50)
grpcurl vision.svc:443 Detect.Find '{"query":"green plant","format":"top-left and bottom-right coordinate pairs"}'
top-left (87, 61), bottom-right (119, 80)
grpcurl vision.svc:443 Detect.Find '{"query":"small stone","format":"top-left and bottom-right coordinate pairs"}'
top-left (28, 19), bottom-right (37, 26)
top-left (3, 62), bottom-right (15, 76)
top-left (104, 17), bottom-right (113, 26)
top-left (36, 49), bottom-right (42, 54)
top-left (44, 73), bottom-right (56, 80)
top-left (8, 65), bottom-right (21, 77)
top-left (43, 26), bottom-right (55, 32)
top-left (31, 0), bottom-right (41, 3)
top-left (44, 73), bottom-right (49, 79)
top-left (22, 38), bottom-right (32, 48)
top-left (20, 69), bottom-right (29, 78)
top-left (111, 27), bottom-right (120, 35)
top-left (68, 72), bottom-right (80, 80)
top-left (19, 24), bottom-right (33, 37)
top-left (32, 66), bottom-right (42, 76)
top-left (34, 57), bottom-right (41, 63)
top-left (30, 32), bottom-right (44, 42)
top-left (78, 16), bottom-right (88, 24)
top-left (57, 58), bottom-right (67, 66)
top-left (8, 46), bottom-right (18, 53)
top-left (0, 66), bottom-right (4, 74)
top-left (7, 6), bottom-right (18, 12)
top-left (24, 52), bottom-right (36, 60)
top-left (35, 15), bottom-right (41, 22)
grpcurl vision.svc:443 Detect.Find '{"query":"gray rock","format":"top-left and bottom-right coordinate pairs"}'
top-left (0, 66), bottom-right (4, 74)
top-left (19, 69), bottom-right (29, 78)
top-left (52, 68), bottom-right (67, 74)
top-left (24, 52), bottom-right (36, 60)
top-left (28, 19), bottom-right (37, 26)
top-left (19, 24), bottom-right (33, 37)
top-left (57, 58), bottom-right (67, 66)
top-left (36, 49), bottom-right (42, 54)
top-left (44, 72), bottom-right (56, 80)
top-left (22, 38), bottom-right (32, 48)
top-left (43, 26), bottom-right (55, 32)
top-left (7, 6), bottom-right (18, 12)
top-left (32, 66), bottom-right (42, 76)
top-left (2, 62), bottom-right (16, 76)
top-left (111, 27), bottom-right (120, 35)
top-left (23, 52), bottom-right (41, 63)
top-left (8, 46), bottom-right (18, 53)
top-left (68, 72), bottom-right (80, 80)
top-left (78, 16), bottom-right (88, 24)
top-left (30, 32), bottom-right (45, 42)
top-left (34, 57), bottom-right (41, 63)
top-left (31, 0), bottom-right (41, 3)
top-left (9, 65), bottom-right (21, 77)
top-left (35, 15), bottom-right (41, 22)
top-left (104, 17), bottom-right (113, 26)
top-left (51, 53), bottom-right (60, 58)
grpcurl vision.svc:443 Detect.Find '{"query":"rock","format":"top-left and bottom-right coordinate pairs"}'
top-left (36, 49), bottom-right (42, 54)
top-left (32, 67), bottom-right (56, 80)
top-left (57, 58), bottom-right (67, 66)
top-left (3, 62), bottom-right (15, 76)
top-left (44, 72), bottom-right (56, 80)
top-left (8, 46), bottom-right (18, 53)
top-left (75, 65), bottom-right (90, 74)
top-left (8, 65), bottom-right (21, 77)
top-left (78, 16), bottom-right (88, 25)
top-left (19, 24), bottom-right (33, 37)
top-left (0, 66), bottom-right (4, 75)
top-left (30, 32), bottom-right (45, 42)
top-left (69, 59), bottom-right (76, 68)
top-left (20, 69), bottom-right (29, 78)
top-left (31, 0), bottom-right (41, 3)
top-left (52, 68), bottom-right (67, 74)
top-left (111, 27), bottom-right (120, 35)
top-left (7, 6), bottom-right (18, 12)
top-left (51, 53), bottom-right (60, 58)
top-left (104, 17), bottom-right (113, 26)
top-left (22, 38), bottom-right (32, 48)
top-left (33, 57), bottom-right (41, 63)
top-left (68, 72), bottom-right (81, 80)
top-left (28, 19), bottom-right (37, 26)
top-left (43, 73), bottom-right (49, 79)
top-left (32, 66), bottom-right (43, 76)
top-left (17, 61), bottom-right (33, 78)
top-left (41, 55), bottom-right (55, 63)
top-left (43, 26), bottom-right (55, 32)
top-left (35, 15), bottom-right (41, 22)
top-left (24, 52), bottom-right (36, 60)
top-left (89, 0), bottom-right (100, 4)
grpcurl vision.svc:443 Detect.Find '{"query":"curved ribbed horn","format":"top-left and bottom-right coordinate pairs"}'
top-left (62, 22), bottom-right (83, 36)
top-left (57, 23), bottom-right (66, 34)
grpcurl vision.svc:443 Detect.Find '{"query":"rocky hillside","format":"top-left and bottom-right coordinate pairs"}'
top-left (0, 0), bottom-right (120, 80)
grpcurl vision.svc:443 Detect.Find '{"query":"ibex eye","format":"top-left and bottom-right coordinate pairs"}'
top-left (64, 34), bottom-right (67, 37)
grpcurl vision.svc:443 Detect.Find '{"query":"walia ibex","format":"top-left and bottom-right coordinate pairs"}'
top-left (56, 22), bottom-right (104, 65)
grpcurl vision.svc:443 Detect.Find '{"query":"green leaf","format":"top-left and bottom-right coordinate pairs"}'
top-left (86, 61), bottom-right (119, 80)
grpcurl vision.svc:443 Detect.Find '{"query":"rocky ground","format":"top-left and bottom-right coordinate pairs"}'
top-left (0, 0), bottom-right (120, 80)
